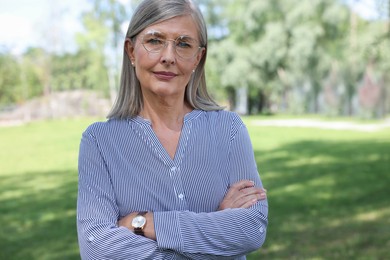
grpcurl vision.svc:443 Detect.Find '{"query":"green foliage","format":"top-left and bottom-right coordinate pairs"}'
top-left (75, 0), bottom-right (128, 95)
top-left (0, 117), bottom-right (389, 259)
top-left (75, 10), bottom-right (111, 93)
top-left (205, 0), bottom-right (389, 116)
top-left (0, 0), bottom-right (389, 118)
top-left (51, 51), bottom-right (89, 91)
top-left (21, 49), bottom-right (46, 98)
top-left (0, 52), bottom-right (21, 105)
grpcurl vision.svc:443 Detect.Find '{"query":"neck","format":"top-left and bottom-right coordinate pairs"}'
top-left (140, 96), bottom-right (192, 130)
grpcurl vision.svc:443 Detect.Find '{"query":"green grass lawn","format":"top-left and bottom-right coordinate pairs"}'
top-left (0, 117), bottom-right (389, 259)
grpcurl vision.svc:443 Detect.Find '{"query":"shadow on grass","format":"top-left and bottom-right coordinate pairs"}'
top-left (0, 169), bottom-right (80, 260)
top-left (248, 139), bottom-right (390, 259)
top-left (1, 139), bottom-right (389, 259)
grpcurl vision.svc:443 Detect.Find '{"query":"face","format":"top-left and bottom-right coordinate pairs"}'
top-left (125, 15), bottom-right (204, 102)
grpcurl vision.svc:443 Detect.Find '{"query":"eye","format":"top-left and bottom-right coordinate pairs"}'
top-left (147, 37), bottom-right (164, 45)
top-left (177, 41), bottom-right (191, 48)
top-left (176, 37), bottom-right (195, 49)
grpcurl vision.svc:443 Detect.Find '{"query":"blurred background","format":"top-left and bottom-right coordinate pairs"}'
top-left (0, 0), bottom-right (389, 121)
top-left (0, 0), bottom-right (389, 259)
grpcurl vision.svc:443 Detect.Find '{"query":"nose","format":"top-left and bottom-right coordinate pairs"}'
top-left (160, 40), bottom-right (176, 65)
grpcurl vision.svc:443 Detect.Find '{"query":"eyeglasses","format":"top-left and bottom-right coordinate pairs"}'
top-left (141, 31), bottom-right (203, 59)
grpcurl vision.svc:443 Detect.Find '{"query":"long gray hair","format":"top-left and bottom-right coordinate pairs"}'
top-left (107, 0), bottom-right (222, 119)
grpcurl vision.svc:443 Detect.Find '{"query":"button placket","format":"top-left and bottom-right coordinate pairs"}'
top-left (169, 165), bottom-right (187, 209)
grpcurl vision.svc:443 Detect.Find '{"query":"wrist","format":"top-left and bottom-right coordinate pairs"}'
top-left (132, 211), bottom-right (147, 236)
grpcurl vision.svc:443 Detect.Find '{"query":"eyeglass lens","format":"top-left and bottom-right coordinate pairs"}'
top-left (142, 31), bottom-right (200, 59)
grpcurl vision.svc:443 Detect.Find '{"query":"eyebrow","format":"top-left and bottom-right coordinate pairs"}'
top-left (144, 30), bottom-right (163, 37)
top-left (144, 30), bottom-right (194, 39)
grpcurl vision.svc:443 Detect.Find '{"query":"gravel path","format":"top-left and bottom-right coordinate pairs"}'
top-left (250, 118), bottom-right (390, 132)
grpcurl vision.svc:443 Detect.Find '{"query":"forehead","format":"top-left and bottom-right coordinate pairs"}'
top-left (142, 15), bottom-right (199, 38)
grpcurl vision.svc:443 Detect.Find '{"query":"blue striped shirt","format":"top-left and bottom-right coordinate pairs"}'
top-left (77, 110), bottom-right (268, 259)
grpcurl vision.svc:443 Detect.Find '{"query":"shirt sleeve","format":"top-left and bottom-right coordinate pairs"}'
top-left (154, 117), bottom-right (268, 258)
top-left (77, 128), bottom-right (175, 260)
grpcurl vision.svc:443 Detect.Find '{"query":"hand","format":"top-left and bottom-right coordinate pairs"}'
top-left (118, 211), bottom-right (156, 241)
top-left (218, 180), bottom-right (267, 210)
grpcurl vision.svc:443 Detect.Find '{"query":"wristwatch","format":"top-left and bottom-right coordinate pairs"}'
top-left (131, 211), bottom-right (147, 236)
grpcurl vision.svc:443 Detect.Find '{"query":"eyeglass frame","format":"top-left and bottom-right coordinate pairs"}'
top-left (139, 31), bottom-right (204, 59)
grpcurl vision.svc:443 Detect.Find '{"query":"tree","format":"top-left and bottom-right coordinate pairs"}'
top-left (50, 51), bottom-right (90, 91)
top-left (0, 52), bottom-right (21, 106)
top-left (285, 0), bottom-right (350, 113)
top-left (208, 0), bottom-right (352, 114)
top-left (76, 0), bottom-right (127, 98)
top-left (21, 48), bottom-right (46, 99)
top-left (209, 0), bottom-right (289, 114)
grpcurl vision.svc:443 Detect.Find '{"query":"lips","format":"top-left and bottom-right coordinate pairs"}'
top-left (153, 71), bottom-right (177, 80)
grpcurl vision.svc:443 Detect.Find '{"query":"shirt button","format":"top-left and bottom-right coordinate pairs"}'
top-left (88, 236), bottom-right (95, 242)
top-left (259, 227), bottom-right (264, 233)
top-left (178, 194), bottom-right (184, 200)
top-left (171, 166), bottom-right (177, 172)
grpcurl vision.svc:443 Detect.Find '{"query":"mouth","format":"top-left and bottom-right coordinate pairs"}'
top-left (153, 71), bottom-right (178, 80)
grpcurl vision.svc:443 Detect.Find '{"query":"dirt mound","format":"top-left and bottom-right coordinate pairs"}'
top-left (0, 90), bottom-right (113, 126)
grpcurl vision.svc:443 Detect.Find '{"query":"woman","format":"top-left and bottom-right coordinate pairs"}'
top-left (77, 0), bottom-right (268, 259)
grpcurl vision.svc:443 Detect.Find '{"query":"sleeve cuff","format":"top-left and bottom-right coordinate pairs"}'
top-left (154, 211), bottom-right (184, 252)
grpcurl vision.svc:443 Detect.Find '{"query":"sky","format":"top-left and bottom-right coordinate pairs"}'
top-left (0, 0), bottom-right (385, 55)
top-left (0, 0), bottom-right (132, 55)
top-left (0, 0), bottom-right (91, 54)
top-left (344, 0), bottom-right (388, 18)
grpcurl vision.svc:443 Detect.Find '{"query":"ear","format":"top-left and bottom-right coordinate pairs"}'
top-left (125, 38), bottom-right (136, 64)
top-left (194, 47), bottom-right (205, 68)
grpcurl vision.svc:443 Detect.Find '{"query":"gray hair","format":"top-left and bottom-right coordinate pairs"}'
top-left (107, 0), bottom-right (222, 119)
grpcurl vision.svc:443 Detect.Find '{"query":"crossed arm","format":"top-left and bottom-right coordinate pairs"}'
top-left (77, 121), bottom-right (268, 259)
top-left (118, 180), bottom-right (267, 241)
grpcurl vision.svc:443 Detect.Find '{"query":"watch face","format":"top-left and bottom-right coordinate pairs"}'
top-left (132, 215), bottom-right (146, 228)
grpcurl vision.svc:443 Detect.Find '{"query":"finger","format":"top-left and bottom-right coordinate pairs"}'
top-left (236, 187), bottom-right (267, 204)
top-left (228, 186), bottom-right (259, 206)
top-left (235, 194), bottom-right (259, 208)
top-left (240, 198), bottom-right (258, 209)
top-left (239, 186), bottom-right (265, 197)
top-left (258, 191), bottom-right (267, 200)
top-left (222, 181), bottom-right (264, 209)
top-left (225, 180), bottom-right (254, 199)
top-left (250, 187), bottom-right (267, 200)
top-left (223, 186), bottom-right (238, 201)
top-left (230, 180), bottom-right (255, 191)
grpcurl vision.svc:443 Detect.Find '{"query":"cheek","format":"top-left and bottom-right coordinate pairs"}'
top-left (180, 58), bottom-right (199, 74)
top-left (133, 46), bottom-right (158, 66)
